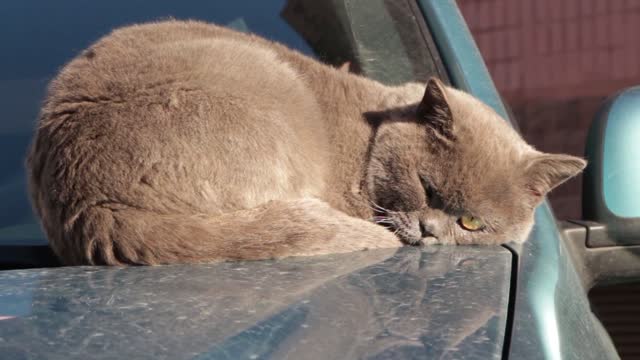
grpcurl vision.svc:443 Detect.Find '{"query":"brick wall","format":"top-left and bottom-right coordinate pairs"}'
top-left (458, 0), bottom-right (640, 220)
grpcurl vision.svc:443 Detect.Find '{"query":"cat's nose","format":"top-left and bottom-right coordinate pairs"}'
top-left (419, 220), bottom-right (436, 239)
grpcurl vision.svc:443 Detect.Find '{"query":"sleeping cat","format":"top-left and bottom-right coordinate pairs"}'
top-left (27, 20), bottom-right (585, 265)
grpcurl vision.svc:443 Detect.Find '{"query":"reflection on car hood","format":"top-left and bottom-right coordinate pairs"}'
top-left (0, 246), bottom-right (511, 359)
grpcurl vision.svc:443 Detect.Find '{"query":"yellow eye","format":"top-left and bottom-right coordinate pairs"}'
top-left (459, 215), bottom-right (484, 231)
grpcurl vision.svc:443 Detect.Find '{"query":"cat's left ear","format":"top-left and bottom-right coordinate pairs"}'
top-left (417, 77), bottom-right (453, 135)
top-left (523, 153), bottom-right (587, 199)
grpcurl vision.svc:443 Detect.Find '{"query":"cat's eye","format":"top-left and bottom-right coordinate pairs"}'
top-left (459, 215), bottom-right (484, 231)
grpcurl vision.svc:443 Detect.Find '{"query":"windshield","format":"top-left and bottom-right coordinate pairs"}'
top-left (0, 0), bottom-right (441, 248)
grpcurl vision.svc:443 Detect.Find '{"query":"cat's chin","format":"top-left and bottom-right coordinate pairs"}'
top-left (399, 235), bottom-right (432, 247)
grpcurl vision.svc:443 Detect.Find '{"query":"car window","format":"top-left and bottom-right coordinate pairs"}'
top-left (282, 0), bottom-right (446, 85)
top-left (0, 0), bottom-right (441, 247)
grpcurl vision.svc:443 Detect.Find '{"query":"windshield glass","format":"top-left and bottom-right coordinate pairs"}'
top-left (0, 0), bottom-right (439, 247)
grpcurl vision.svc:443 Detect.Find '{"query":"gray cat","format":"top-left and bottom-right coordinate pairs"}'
top-left (27, 20), bottom-right (585, 265)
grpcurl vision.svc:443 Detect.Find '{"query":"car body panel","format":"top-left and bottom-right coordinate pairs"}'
top-left (0, 246), bottom-right (510, 359)
top-left (508, 208), bottom-right (619, 360)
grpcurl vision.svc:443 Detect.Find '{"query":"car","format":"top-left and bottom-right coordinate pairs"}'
top-left (1, 0), bottom-right (638, 358)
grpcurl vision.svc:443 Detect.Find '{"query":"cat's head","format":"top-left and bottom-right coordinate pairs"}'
top-left (366, 77), bottom-right (586, 246)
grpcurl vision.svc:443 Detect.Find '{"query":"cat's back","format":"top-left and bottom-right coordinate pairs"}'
top-left (49, 20), bottom-right (309, 113)
top-left (31, 20), bottom-right (328, 215)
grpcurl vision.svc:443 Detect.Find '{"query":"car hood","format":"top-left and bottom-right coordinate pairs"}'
top-left (0, 246), bottom-right (512, 359)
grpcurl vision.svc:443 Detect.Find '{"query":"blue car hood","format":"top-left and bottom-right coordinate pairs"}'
top-left (0, 246), bottom-right (511, 359)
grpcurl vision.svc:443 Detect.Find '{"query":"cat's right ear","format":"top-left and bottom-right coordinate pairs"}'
top-left (523, 153), bottom-right (587, 200)
top-left (417, 77), bottom-right (454, 138)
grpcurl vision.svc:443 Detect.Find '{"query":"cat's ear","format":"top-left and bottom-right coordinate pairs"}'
top-left (523, 153), bottom-right (587, 199)
top-left (417, 77), bottom-right (454, 138)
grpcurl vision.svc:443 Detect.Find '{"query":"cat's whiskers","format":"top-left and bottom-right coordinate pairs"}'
top-left (369, 201), bottom-right (389, 212)
top-left (371, 216), bottom-right (393, 224)
top-left (367, 199), bottom-right (395, 216)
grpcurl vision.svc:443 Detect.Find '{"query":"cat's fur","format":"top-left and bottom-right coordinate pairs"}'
top-left (27, 20), bottom-right (586, 265)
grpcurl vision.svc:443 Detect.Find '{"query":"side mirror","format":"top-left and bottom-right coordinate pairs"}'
top-left (583, 86), bottom-right (640, 246)
top-left (562, 87), bottom-right (640, 288)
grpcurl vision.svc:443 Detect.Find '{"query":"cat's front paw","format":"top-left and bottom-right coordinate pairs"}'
top-left (420, 236), bottom-right (441, 246)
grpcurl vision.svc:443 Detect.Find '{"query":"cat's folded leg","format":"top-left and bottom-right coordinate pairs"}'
top-left (57, 198), bottom-right (402, 265)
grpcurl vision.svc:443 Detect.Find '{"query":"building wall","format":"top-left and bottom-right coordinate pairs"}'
top-left (458, 0), bottom-right (640, 220)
